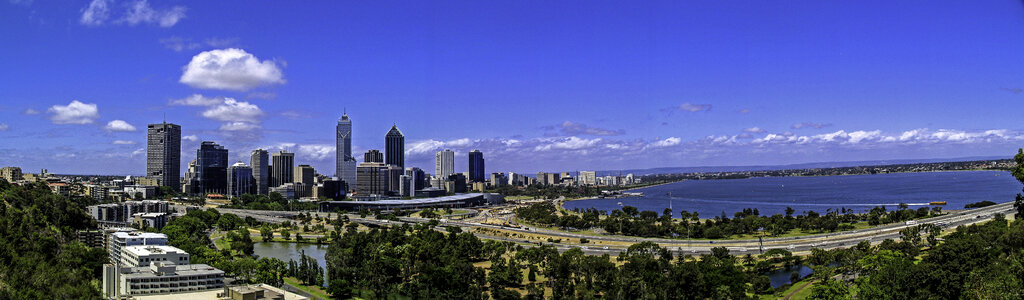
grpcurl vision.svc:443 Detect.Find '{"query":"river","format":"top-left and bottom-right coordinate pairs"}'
top-left (254, 242), bottom-right (328, 286)
top-left (563, 171), bottom-right (1020, 217)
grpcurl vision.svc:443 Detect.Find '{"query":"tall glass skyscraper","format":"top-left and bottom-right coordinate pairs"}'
top-left (435, 149), bottom-right (455, 179)
top-left (271, 151), bottom-right (294, 188)
top-left (250, 149), bottom-right (269, 195)
top-left (336, 114), bottom-right (357, 189)
top-left (385, 124), bottom-right (404, 169)
top-left (146, 122), bottom-right (180, 189)
top-left (196, 141), bottom-right (228, 195)
top-left (468, 150), bottom-right (485, 182)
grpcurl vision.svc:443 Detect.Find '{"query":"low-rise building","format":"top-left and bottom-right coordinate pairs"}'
top-left (0, 166), bottom-right (23, 182)
top-left (103, 262), bottom-right (224, 298)
top-left (109, 231), bottom-right (168, 266)
top-left (120, 245), bottom-right (190, 267)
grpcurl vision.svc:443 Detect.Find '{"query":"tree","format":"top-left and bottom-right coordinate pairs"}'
top-left (228, 227), bottom-right (254, 256)
top-left (809, 279), bottom-right (850, 300)
top-left (260, 225), bottom-right (273, 242)
top-left (281, 229), bottom-right (291, 240)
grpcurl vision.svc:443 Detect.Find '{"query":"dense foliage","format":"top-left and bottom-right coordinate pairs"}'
top-left (0, 180), bottom-right (107, 298)
top-left (223, 192), bottom-right (317, 211)
top-left (517, 201), bottom-right (939, 239)
top-left (964, 200), bottom-right (997, 209)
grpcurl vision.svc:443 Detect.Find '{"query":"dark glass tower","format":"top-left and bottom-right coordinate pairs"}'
top-left (146, 122), bottom-right (181, 188)
top-left (364, 150), bottom-right (383, 163)
top-left (271, 151), bottom-right (294, 188)
top-left (196, 141), bottom-right (228, 195)
top-left (468, 150), bottom-right (485, 182)
top-left (385, 125), bottom-right (404, 169)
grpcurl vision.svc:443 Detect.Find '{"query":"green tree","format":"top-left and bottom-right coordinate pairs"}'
top-left (809, 279), bottom-right (850, 300)
top-left (260, 225), bottom-right (273, 242)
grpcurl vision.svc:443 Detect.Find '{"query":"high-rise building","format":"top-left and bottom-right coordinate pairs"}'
top-left (490, 173), bottom-right (507, 187)
top-left (435, 149), bottom-right (455, 179)
top-left (364, 150), bottom-right (383, 163)
top-left (226, 162), bottom-right (253, 198)
top-left (580, 171), bottom-right (597, 186)
top-left (182, 159), bottom-right (198, 194)
top-left (356, 162), bottom-right (388, 199)
top-left (336, 114), bottom-right (357, 189)
top-left (196, 141), bottom-right (228, 195)
top-left (468, 150), bottom-right (485, 182)
top-left (385, 125), bottom-right (405, 169)
top-left (250, 149), bottom-right (269, 195)
top-left (271, 151), bottom-right (294, 188)
top-left (294, 164), bottom-right (315, 185)
top-left (146, 122), bottom-right (181, 188)
top-left (0, 166), bottom-right (22, 182)
top-left (405, 167), bottom-right (426, 190)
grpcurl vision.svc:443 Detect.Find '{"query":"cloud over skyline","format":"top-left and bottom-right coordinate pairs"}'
top-left (47, 100), bottom-right (99, 125)
top-left (179, 48), bottom-right (285, 91)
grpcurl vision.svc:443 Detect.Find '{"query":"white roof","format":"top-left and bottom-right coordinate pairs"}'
top-left (111, 231), bottom-right (167, 239)
top-left (124, 245), bottom-right (187, 256)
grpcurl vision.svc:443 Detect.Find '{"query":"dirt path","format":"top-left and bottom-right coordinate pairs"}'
top-left (783, 279), bottom-right (815, 300)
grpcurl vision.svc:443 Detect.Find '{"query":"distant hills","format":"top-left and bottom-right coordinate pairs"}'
top-left (595, 156), bottom-right (1008, 177)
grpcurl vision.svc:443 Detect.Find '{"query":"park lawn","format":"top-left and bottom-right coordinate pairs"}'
top-left (213, 236), bottom-right (230, 250)
top-left (284, 277), bottom-right (334, 300)
top-left (788, 280), bottom-right (816, 299)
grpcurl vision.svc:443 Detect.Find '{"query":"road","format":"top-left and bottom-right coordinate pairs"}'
top-left (203, 202), bottom-right (1016, 256)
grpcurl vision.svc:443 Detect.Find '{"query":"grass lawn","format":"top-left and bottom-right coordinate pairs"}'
top-left (284, 277), bottom-right (333, 300)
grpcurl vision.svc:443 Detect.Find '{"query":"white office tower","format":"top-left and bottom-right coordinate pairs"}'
top-left (435, 149), bottom-right (455, 179)
top-left (336, 114), bottom-right (358, 189)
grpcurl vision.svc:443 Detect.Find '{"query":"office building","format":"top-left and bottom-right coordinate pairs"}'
top-left (146, 122), bottom-right (181, 188)
top-left (364, 149), bottom-right (383, 163)
top-left (318, 179), bottom-right (348, 201)
top-left (196, 141), bottom-right (228, 195)
top-left (387, 165), bottom-right (404, 194)
top-left (118, 245), bottom-right (190, 268)
top-left (406, 167), bottom-right (426, 191)
top-left (468, 150), bottom-right (485, 182)
top-left (0, 166), bottom-right (23, 182)
top-left (294, 164), bottom-right (315, 185)
top-left (385, 125), bottom-right (405, 168)
top-left (181, 159), bottom-right (198, 194)
top-left (124, 185), bottom-right (156, 199)
top-left (435, 149), bottom-right (455, 179)
top-left (356, 162), bottom-right (388, 199)
top-left (399, 175), bottom-right (413, 197)
top-left (336, 113), bottom-right (357, 190)
top-left (103, 262), bottom-right (224, 298)
top-left (580, 171), bottom-right (597, 186)
top-left (250, 149), bottom-right (269, 195)
top-left (271, 151), bottom-right (294, 188)
top-left (227, 162), bottom-right (253, 198)
top-left (108, 231), bottom-right (169, 267)
top-left (490, 173), bottom-right (507, 187)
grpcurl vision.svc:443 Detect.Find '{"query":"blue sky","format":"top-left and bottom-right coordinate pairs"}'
top-left (2, 0), bottom-right (1024, 175)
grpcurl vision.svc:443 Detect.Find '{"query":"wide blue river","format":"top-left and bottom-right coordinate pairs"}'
top-left (563, 171), bottom-right (1021, 218)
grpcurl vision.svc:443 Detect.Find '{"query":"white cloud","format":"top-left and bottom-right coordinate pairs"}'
top-left (219, 122), bottom-right (260, 131)
top-left (121, 0), bottom-right (186, 27)
top-left (651, 137), bottom-right (681, 147)
top-left (446, 138), bottom-right (473, 147)
top-left (131, 148), bottom-right (145, 156)
top-left (159, 36), bottom-right (200, 52)
top-left (47, 100), bottom-right (99, 125)
top-left (743, 127), bottom-right (766, 133)
top-left (0, 123), bottom-right (8, 131)
top-left (22, 108), bottom-right (40, 115)
top-left (112, 140), bottom-right (136, 145)
top-left (182, 135), bottom-right (199, 142)
top-left (557, 121), bottom-right (624, 136)
top-left (792, 122), bottom-right (833, 129)
top-left (79, 0), bottom-right (111, 26)
top-left (105, 120), bottom-right (137, 132)
top-left (201, 98), bottom-right (264, 123)
top-left (80, 0), bottom-right (185, 27)
top-left (170, 94), bottom-right (224, 106)
top-left (407, 140), bottom-right (445, 155)
top-left (179, 48), bottom-right (285, 91)
top-left (535, 137), bottom-right (602, 151)
top-left (676, 103), bottom-right (712, 112)
top-left (296, 144), bottom-right (335, 161)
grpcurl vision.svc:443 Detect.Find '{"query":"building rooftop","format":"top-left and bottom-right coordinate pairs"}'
top-left (111, 231), bottom-right (168, 239)
top-left (332, 193), bottom-right (485, 205)
top-left (123, 245), bottom-right (187, 256)
top-left (121, 263), bottom-right (223, 279)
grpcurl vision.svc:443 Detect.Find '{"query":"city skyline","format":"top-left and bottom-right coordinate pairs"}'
top-left (3, 1), bottom-right (1024, 176)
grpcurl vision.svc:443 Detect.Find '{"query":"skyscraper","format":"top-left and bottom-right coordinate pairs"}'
top-left (294, 164), bottom-right (315, 185)
top-left (385, 125), bottom-right (405, 169)
top-left (435, 149), bottom-right (455, 179)
top-left (146, 122), bottom-right (181, 188)
top-left (336, 114), bottom-right (357, 189)
top-left (356, 162), bottom-right (388, 199)
top-left (364, 150), bottom-right (383, 163)
top-left (271, 151), bottom-right (294, 188)
top-left (250, 149), bottom-right (269, 195)
top-left (468, 150), bottom-right (485, 182)
top-left (226, 162), bottom-right (253, 198)
top-left (196, 141), bottom-right (228, 195)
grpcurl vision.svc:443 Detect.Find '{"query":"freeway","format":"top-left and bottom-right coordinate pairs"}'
top-left (202, 202), bottom-right (1016, 256)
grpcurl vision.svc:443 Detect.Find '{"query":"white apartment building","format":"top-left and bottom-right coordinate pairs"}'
top-left (119, 245), bottom-right (189, 267)
top-left (109, 231), bottom-right (168, 266)
top-left (103, 262), bottom-right (224, 298)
